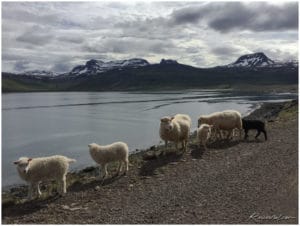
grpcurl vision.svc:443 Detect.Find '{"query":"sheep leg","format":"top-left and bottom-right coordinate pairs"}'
top-left (175, 142), bottom-right (179, 150)
top-left (61, 175), bottom-right (67, 194)
top-left (98, 165), bottom-right (102, 179)
top-left (102, 164), bottom-right (108, 179)
top-left (203, 141), bottom-right (207, 151)
top-left (27, 183), bottom-right (33, 200)
top-left (198, 141), bottom-right (202, 149)
top-left (99, 164), bottom-right (108, 185)
top-left (217, 129), bottom-right (222, 140)
top-left (116, 161), bottom-right (123, 176)
top-left (123, 159), bottom-right (129, 175)
top-left (244, 129), bottom-right (249, 140)
top-left (226, 130), bottom-right (233, 140)
top-left (37, 183), bottom-right (42, 197)
top-left (262, 130), bottom-right (267, 141)
top-left (255, 130), bottom-right (261, 139)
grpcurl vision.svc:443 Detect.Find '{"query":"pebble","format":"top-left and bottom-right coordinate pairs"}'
top-left (94, 186), bottom-right (101, 191)
top-left (61, 205), bottom-right (88, 211)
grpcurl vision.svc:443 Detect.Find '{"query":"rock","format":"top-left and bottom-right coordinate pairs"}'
top-left (80, 166), bottom-right (96, 173)
top-left (150, 145), bottom-right (156, 150)
top-left (94, 186), bottom-right (101, 191)
top-left (142, 151), bottom-right (157, 160)
top-left (61, 205), bottom-right (70, 210)
top-left (61, 204), bottom-right (88, 211)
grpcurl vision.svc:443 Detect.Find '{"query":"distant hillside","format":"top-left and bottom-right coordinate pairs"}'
top-left (2, 53), bottom-right (298, 92)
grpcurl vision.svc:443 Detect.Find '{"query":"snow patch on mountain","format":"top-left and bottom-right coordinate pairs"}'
top-left (22, 70), bottom-right (59, 77)
top-left (69, 58), bottom-right (149, 76)
top-left (227, 52), bottom-right (275, 68)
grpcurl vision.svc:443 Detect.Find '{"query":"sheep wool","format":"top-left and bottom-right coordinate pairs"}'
top-left (198, 110), bottom-right (242, 140)
top-left (197, 124), bottom-right (212, 150)
top-left (88, 142), bottom-right (129, 180)
top-left (14, 155), bottom-right (76, 199)
top-left (159, 114), bottom-right (192, 152)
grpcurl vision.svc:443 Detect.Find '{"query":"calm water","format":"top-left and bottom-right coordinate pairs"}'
top-left (2, 90), bottom-right (297, 187)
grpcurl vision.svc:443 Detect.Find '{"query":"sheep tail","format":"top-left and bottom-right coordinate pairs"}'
top-left (67, 158), bottom-right (76, 163)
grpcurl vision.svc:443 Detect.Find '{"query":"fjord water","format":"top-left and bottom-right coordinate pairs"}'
top-left (2, 90), bottom-right (297, 187)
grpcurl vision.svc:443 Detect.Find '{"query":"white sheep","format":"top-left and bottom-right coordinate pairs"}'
top-left (88, 142), bottom-right (129, 181)
top-left (13, 155), bottom-right (76, 200)
top-left (198, 110), bottom-right (242, 140)
top-left (197, 124), bottom-right (212, 150)
top-left (159, 114), bottom-right (192, 152)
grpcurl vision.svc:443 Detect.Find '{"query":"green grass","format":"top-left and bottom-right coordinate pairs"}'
top-left (278, 101), bottom-right (298, 120)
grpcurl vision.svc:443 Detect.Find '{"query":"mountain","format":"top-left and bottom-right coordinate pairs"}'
top-left (226, 52), bottom-right (275, 68)
top-left (69, 58), bottom-right (149, 76)
top-left (22, 70), bottom-right (58, 77)
top-left (2, 53), bottom-right (298, 92)
top-left (160, 59), bottom-right (178, 65)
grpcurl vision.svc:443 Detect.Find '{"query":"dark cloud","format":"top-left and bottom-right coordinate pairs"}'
top-left (211, 46), bottom-right (241, 56)
top-left (16, 32), bottom-right (53, 46)
top-left (14, 60), bottom-right (30, 71)
top-left (170, 2), bottom-right (298, 32)
top-left (209, 2), bottom-right (298, 33)
top-left (57, 36), bottom-right (84, 44)
top-left (51, 62), bottom-right (71, 73)
top-left (82, 38), bottom-right (176, 55)
top-left (16, 26), bottom-right (54, 46)
top-left (170, 7), bottom-right (205, 24)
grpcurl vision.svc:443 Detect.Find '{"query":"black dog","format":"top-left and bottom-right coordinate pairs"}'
top-left (242, 119), bottom-right (267, 141)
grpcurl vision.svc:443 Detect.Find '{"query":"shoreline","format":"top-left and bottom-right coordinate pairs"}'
top-left (0, 101), bottom-right (266, 191)
top-left (2, 99), bottom-right (297, 198)
top-left (2, 84), bottom-right (298, 94)
top-left (2, 99), bottom-right (298, 224)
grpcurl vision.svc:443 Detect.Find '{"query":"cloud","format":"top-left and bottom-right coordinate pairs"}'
top-left (170, 2), bottom-right (298, 32)
top-left (57, 36), bottom-right (84, 44)
top-left (1, 2), bottom-right (298, 73)
top-left (14, 60), bottom-right (30, 72)
top-left (81, 37), bottom-right (177, 55)
top-left (170, 6), bottom-right (205, 25)
top-left (211, 46), bottom-right (241, 56)
top-left (51, 62), bottom-right (72, 73)
top-left (16, 31), bottom-right (54, 46)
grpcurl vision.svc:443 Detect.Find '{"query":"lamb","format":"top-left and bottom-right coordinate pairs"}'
top-left (13, 155), bottom-right (76, 200)
top-left (197, 124), bottom-right (212, 150)
top-left (198, 110), bottom-right (243, 140)
top-left (88, 142), bottom-right (129, 181)
top-left (242, 119), bottom-right (267, 141)
top-left (159, 114), bottom-right (192, 152)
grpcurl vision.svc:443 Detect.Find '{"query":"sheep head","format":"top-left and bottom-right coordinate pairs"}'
top-left (160, 116), bottom-right (175, 132)
top-left (14, 157), bottom-right (32, 173)
top-left (88, 143), bottom-right (98, 152)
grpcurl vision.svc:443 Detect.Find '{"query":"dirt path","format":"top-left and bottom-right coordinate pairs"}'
top-left (2, 101), bottom-right (298, 224)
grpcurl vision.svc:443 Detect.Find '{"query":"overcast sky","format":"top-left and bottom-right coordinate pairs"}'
top-left (2, 1), bottom-right (298, 73)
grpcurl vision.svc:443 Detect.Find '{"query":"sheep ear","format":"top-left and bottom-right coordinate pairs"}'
top-left (170, 116), bottom-right (175, 120)
top-left (88, 144), bottom-right (92, 148)
top-left (160, 118), bottom-right (165, 122)
top-left (28, 158), bottom-right (32, 162)
top-left (13, 161), bottom-right (19, 165)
